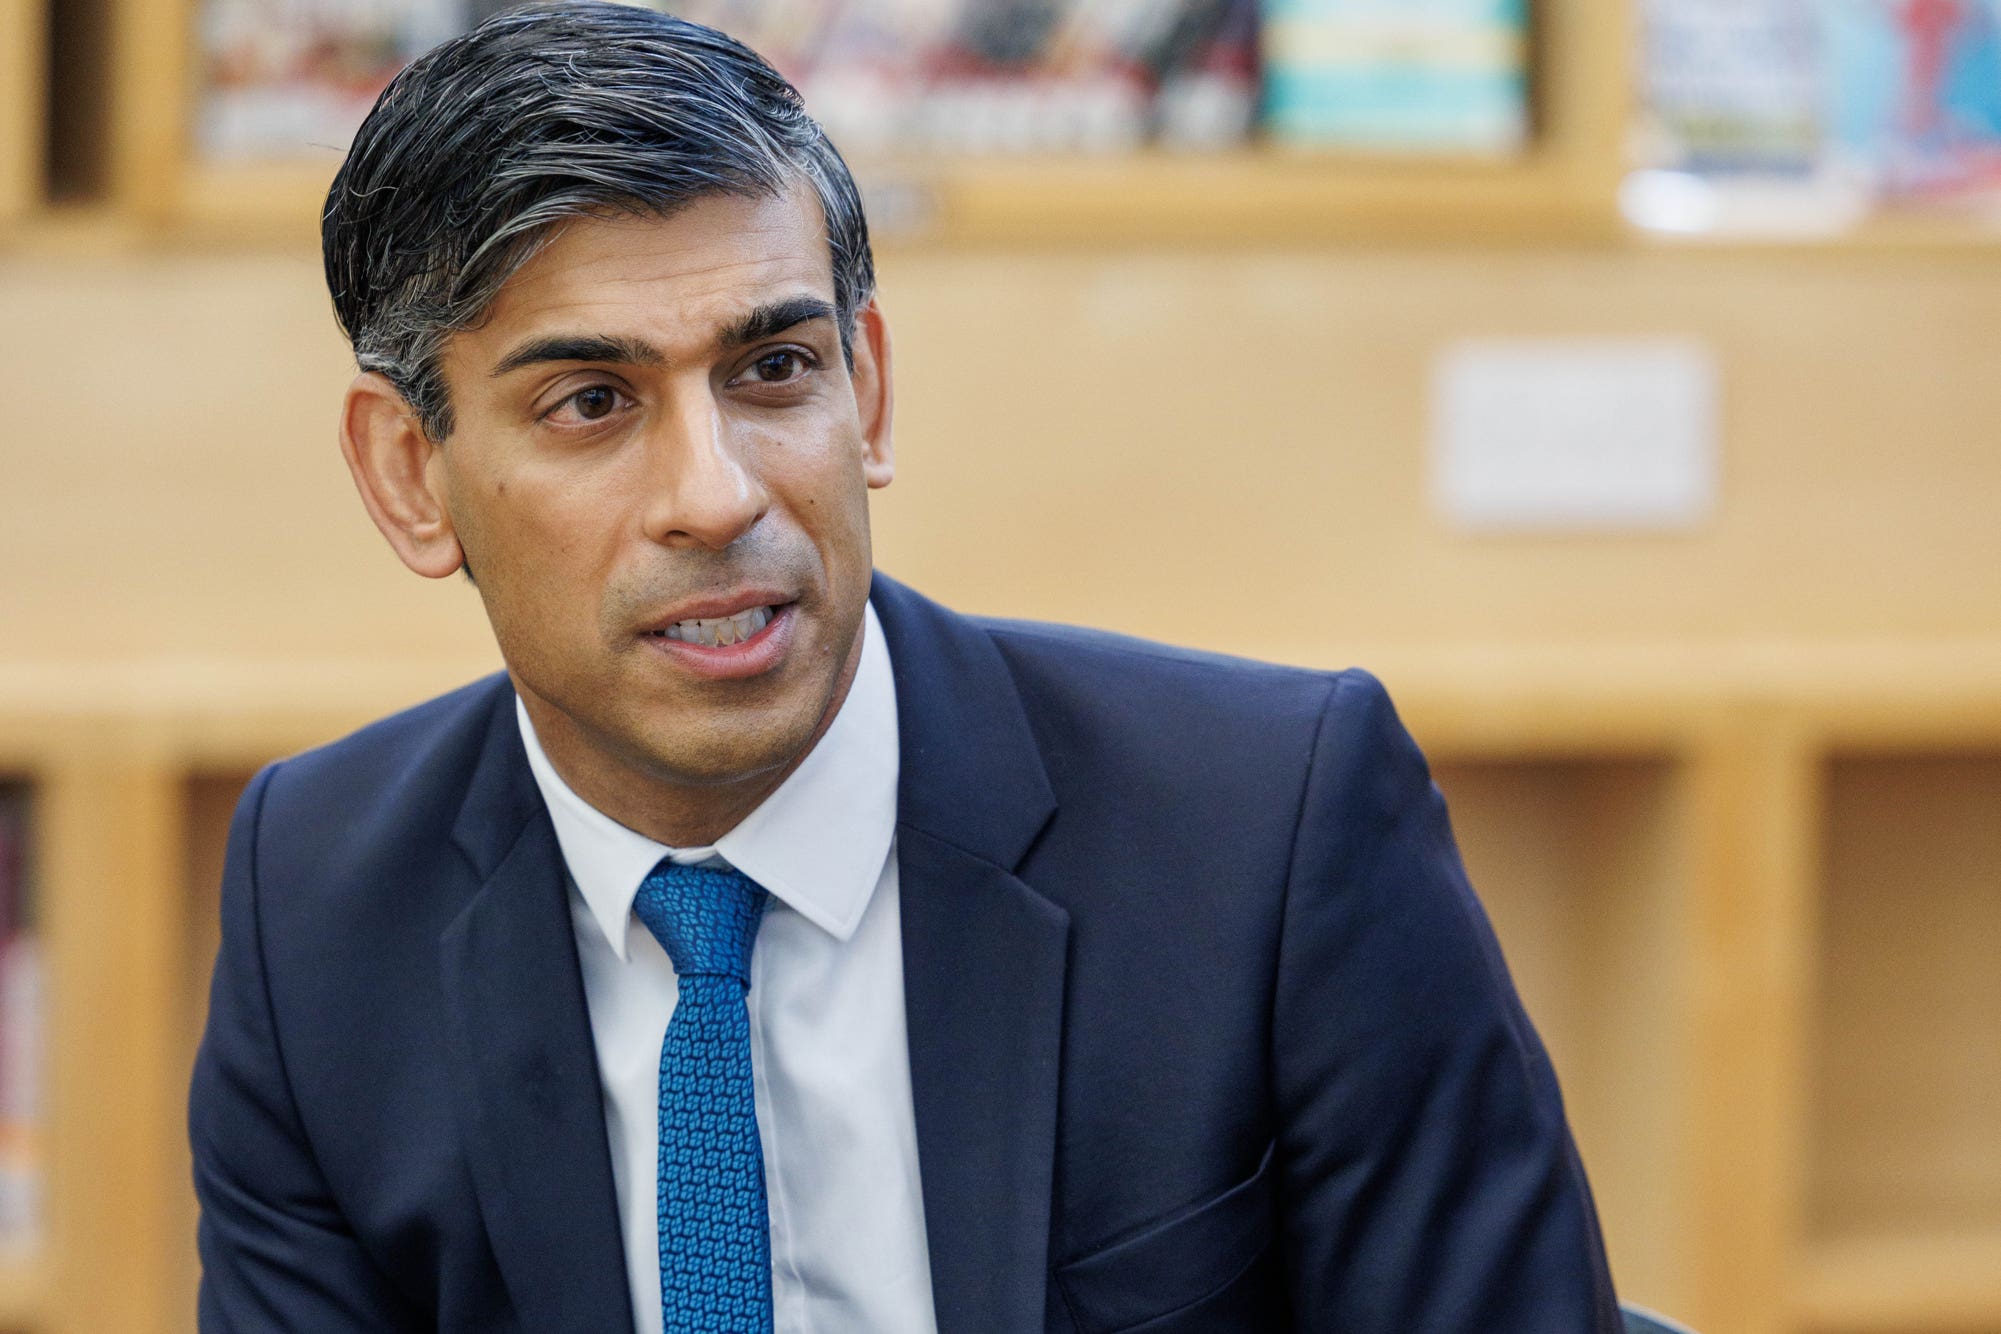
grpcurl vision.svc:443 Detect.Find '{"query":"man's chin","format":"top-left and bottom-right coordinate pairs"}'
top-left (639, 743), bottom-right (802, 792)
top-left (622, 706), bottom-right (829, 792)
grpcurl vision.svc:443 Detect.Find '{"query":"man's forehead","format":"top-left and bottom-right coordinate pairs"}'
top-left (474, 189), bottom-right (835, 348)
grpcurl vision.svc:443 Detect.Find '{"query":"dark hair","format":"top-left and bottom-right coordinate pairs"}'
top-left (322, 1), bottom-right (875, 441)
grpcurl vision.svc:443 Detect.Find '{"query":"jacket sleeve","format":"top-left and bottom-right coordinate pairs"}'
top-left (1270, 670), bottom-right (1623, 1331)
top-left (188, 763), bottom-right (425, 1332)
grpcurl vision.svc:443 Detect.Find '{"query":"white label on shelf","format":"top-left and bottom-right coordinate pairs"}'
top-left (1430, 338), bottom-right (1719, 531)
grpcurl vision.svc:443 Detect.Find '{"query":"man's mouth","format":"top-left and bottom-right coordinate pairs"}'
top-left (647, 604), bottom-right (776, 649)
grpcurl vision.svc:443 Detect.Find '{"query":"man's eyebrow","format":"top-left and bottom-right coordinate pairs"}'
top-left (488, 298), bottom-right (836, 378)
top-left (717, 295), bottom-right (837, 350)
top-left (490, 334), bottom-right (666, 378)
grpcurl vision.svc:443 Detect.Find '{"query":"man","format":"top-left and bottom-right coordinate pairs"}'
top-left (189, 5), bottom-right (1622, 1331)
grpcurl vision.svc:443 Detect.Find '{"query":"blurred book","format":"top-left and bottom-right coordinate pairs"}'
top-left (1637, 0), bottom-right (1820, 176)
top-left (1151, 0), bottom-right (1261, 151)
top-left (193, 0), bottom-right (1261, 162)
top-left (1630, 0), bottom-right (2001, 235)
top-left (1260, 0), bottom-right (1531, 154)
top-left (196, 0), bottom-right (471, 160)
top-left (686, 0), bottom-right (1259, 156)
top-left (0, 789), bottom-right (38, 1254)
top-left (1821, 0), bottom-right (2001, 202)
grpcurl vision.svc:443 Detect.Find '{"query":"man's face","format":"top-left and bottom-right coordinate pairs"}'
top-left (416, 186), bottom-right (892, 816)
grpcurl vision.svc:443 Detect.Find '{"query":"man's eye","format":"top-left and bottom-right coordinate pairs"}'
top-left (547, 385), bottom-right (626, 424)
top-left (746, 350), bottom-right (809, 384)
top-left (572, 386), bottom-right (620, 419)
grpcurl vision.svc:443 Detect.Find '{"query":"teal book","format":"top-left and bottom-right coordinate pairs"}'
top-left (1261, 0), bottom-right (1530, 153)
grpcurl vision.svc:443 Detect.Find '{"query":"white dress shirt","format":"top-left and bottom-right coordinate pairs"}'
top-left (515, 603), bottom-right (938, 1334)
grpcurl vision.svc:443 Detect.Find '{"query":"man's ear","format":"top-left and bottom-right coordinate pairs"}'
top-left (338, 372), bottom-right (465, 579)
top-left (850, 298), bottom-right (894, 490)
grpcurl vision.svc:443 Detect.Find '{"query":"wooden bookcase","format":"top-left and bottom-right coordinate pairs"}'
top-left (0, 659), bottom-right (1989, 1334)
top-left (1795, 743), bottom-right (2001, 1332)
top-left (6, 1), bottom-right (2001, 1332)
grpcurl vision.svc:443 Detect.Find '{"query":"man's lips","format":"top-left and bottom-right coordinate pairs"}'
top-left (639, 600), bottom-right (796, 679)
top-left (641, 589), bottom-right (795, 633)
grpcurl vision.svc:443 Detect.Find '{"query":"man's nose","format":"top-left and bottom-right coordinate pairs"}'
top-left (638, 388), bottom-right (769, 550)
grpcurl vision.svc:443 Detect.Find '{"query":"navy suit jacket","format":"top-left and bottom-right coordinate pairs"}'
top-left (191, 573), bottom-right (1622, 1332)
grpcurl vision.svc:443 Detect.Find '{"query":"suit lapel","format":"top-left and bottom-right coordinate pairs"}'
top-left (898, 830), bottom-right (1069, 1334)
top-left (438, 695), bottom-right (636, 1334)
top-left (872, 575), bottom-right (1068, 1334)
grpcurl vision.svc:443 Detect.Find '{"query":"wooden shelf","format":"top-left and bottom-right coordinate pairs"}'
top-left (8, 638), bottom-right (2001, 764)
top-left (1796, 1230), bottom-right (2001, 1332)
top-left (886, 148), bottom-right (1621, 245)
top-left (32, 0), bottom-right (2001, 255)
top-left (1639, 211), bottom-right (2001, 257)
top-left (18, 0), bottom-right (2001, 255)
top-left (162, 148), bottom-right (1624, 248)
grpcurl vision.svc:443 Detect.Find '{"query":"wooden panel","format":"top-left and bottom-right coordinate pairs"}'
top-left (1429, 755), bottom-right (1693, 1318)
top-left (1678, 724), bottom-right (1817, 1334)
top-left (0, 0), bottom-right (43, 222)
top-left (107, 0), bottom-right (185, 216)
top-left (15, 243), bottom-right (2001, 674)
top-left (37, 744), bottom-right (185, 1334)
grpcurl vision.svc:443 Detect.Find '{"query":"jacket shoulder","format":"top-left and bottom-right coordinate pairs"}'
top-left (266, 671), bottom-right (510, 794)
top-left (971, 612), bottom-right (1381, 736)
top-left (967, 614), bottom-right (1407, 838)
top-left (249, 672), bottom-right (515, 881)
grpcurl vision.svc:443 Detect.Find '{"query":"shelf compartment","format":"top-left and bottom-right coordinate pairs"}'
top-left (1429, 753), bottom-right (1692, 1319)
top-left (1805, 751), bottom-right (2001, 1331)
top-left (108, 0), bottom-right (1624, 246)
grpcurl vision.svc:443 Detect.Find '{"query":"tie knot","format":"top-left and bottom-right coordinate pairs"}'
top-left (633, 861), bottom-right (769, 984)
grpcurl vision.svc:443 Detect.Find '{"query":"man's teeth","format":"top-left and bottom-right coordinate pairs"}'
top-left (660, 605), bottom-right (774, 647)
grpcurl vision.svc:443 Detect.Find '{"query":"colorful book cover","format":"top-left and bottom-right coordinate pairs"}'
top-left (0, 934), bottom-right (40, 1250)
top-left (197, 0), bottom-right (477, 160)
top-left (0, 791), bottom-right (37, 1251)
top-left (196, 1), bottom-right (1261, 162)
top-left (1151, 0), bottom-right (1262, 149)
top-left (1260, 0), bottom-right (1530, 153)
top-left (1819, 0), bottom-right (2001, 200)
top-left (1637, 0), bottom-right (1820, 175)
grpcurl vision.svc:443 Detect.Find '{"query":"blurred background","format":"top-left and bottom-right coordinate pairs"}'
top-left (3, 0), bottom-right (2001, 1330)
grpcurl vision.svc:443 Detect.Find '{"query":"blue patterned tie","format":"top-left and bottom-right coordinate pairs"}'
top-left (633, 861), bottom-right (774, 1334)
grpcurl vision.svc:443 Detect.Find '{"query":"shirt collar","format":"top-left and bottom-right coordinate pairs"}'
top-left (516, 600), bottom-right (899, 962)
